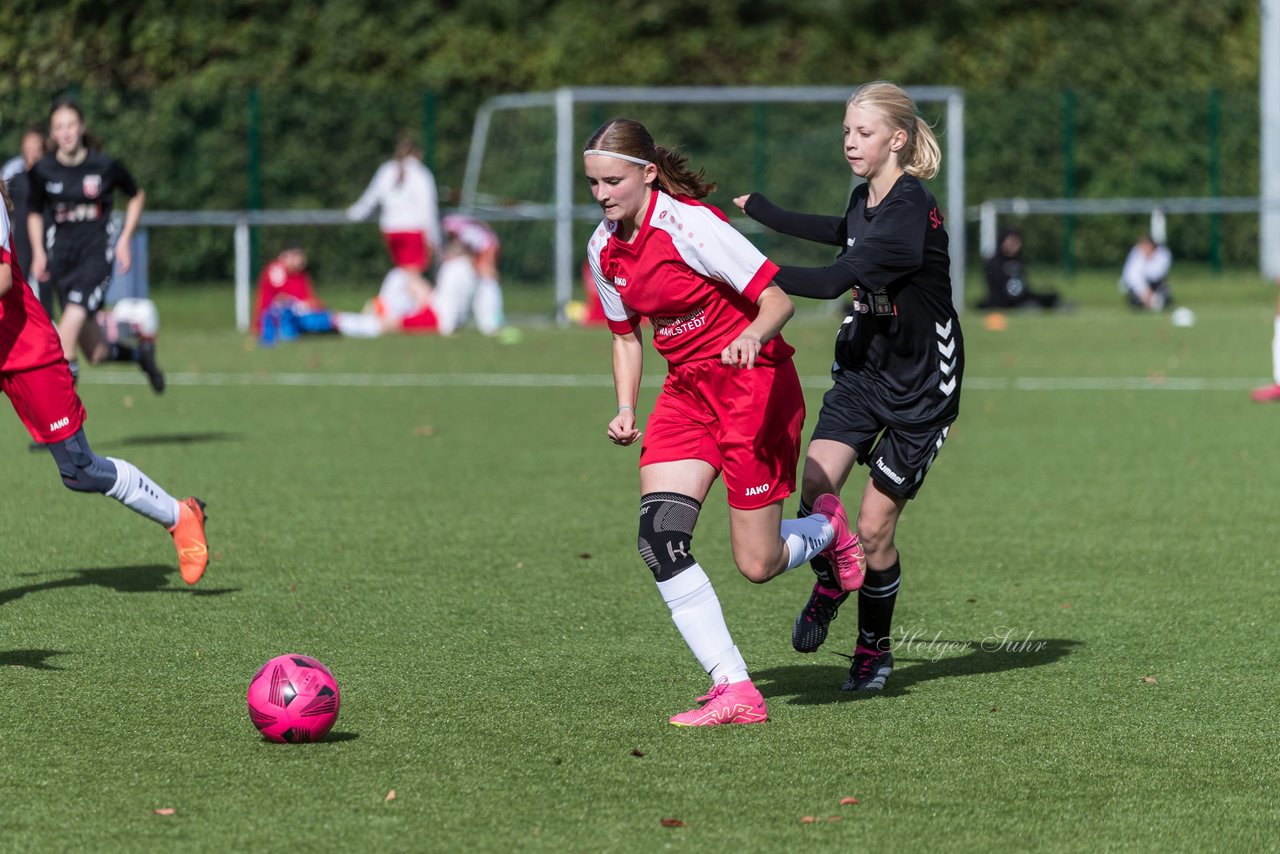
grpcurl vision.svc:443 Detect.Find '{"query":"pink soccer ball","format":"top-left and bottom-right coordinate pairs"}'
top-left (247, 654), bottom-right (341, 743)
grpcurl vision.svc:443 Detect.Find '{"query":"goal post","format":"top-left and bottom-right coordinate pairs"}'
top-left (460, 85), bottom-right (967, 322)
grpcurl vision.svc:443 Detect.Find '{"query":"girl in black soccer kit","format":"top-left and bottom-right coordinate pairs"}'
top-left (26, 99), bottom-right (164, 393)
top-left (734, 81), bottom-right (963, 692)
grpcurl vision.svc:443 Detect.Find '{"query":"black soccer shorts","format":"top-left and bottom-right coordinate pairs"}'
top-left (810, 372), bottom-right (953, 500)
top-left (50, 235), bottom-right (112, 314)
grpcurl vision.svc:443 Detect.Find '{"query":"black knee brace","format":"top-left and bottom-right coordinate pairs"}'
top-left (47, 429), bottom-right (118, 493)
top-left (637, 492), bottom-right (701, 581)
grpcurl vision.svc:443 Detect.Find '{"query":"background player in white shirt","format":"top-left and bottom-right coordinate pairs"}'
top-left (347, 135), bottom-right (442, 303)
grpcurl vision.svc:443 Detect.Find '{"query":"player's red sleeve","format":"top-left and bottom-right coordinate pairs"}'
top-left (606, 315), bottom-right (640, 336)
top-left (740, 259), bottom-right (781, 304)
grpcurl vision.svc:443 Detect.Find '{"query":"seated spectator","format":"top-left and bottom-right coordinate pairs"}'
top-left (333, 267), bottom-right (438, 337)
top-left (979, 227), bottom-right (1061, 310)
top-left (1120, 235), bottom-right (1173, 311)
top-left (254, 244), bottom-right (335, 343)
top-left (434, 214), bottom-right (504, 335)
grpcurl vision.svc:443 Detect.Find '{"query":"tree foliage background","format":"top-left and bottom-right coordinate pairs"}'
top-left (0, 0), bottom-right (1265, 285)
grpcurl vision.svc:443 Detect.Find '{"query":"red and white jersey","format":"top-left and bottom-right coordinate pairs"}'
top-left (586, 190), bottom-right (791, 366)
top-left (443, 214), bottom-right (499, 255)
top-left (0, 204), bottom-right (64, 373)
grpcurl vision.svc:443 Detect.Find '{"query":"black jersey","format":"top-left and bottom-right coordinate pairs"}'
top-left (26, 150), bottom-right (138, 243)
top-left (2, 167), bottom-right (34, 273)
top-left (744, 174), bottom-right (962, 428)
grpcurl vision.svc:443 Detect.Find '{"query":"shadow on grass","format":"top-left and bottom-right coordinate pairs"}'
top-left (102, 431), bottom-right (246, 449)
top-left (0, 564), bottom-right (238, 607)
top-left (755, 637), bottom-right (1084, 705)
top-left (259, 731), bottom-right (360, 745)
top-left (0, 649), bottom-right (68, 670)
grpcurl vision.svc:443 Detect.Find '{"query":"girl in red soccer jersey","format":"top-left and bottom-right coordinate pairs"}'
top-left (26, 99), bottom-right (164, 393)
top-left (1, 183), bottom-right (208, 584)
top-left (583, 118), bottom-right (865, 726)
top-left (734, 82), bottom-right (964, 693)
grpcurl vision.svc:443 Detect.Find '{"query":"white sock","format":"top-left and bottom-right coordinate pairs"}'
top-left (780, 514), bottom-right (835, 570)
top-left (657, 564), bottom-right (750, 685)
top-left (106, 457), bottom-right (181, 528)
top-left (335, 312), bottom-right (383, 338)
top-left (474, 278), bottom-right (504, 335)
top-left (1271, 316), bottom-right (1280, 384)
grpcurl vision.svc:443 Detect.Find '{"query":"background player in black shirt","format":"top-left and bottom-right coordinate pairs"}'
top-left (26, 99), bottom-right (163, 393)
top-left (1, 124), bottom-right (52, 318)
top-left (735, 81), bottom-right (964, 693)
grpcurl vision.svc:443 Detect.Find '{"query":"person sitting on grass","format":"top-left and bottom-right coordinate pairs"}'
top-left (333, 266), bottom-right (439, 338)
top-left (1120, 234), bottom-right (1173, 311)
top-left (253, 243), bottom-right (338, 344)
top-left (979, 227), bottom-right (1061, 311)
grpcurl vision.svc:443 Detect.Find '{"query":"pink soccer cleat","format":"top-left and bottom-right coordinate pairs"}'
top-left (668, 679), bottom-right (768, 727)
top-left (1251, 383), bottom-right (1280, 403)
top-left (813, 493), bottom-right (866, 592)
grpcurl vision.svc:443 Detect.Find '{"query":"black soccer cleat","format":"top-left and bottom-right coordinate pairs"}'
top-left (137, 340), bottom-right (166, 394)
top-left (842, 647), bottom-right (894, 692)
top-left (792, 584), bottom-right (849, 653)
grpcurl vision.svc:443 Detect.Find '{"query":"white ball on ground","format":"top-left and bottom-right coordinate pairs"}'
top-left (1171, 306), bottom-right (1195, 327)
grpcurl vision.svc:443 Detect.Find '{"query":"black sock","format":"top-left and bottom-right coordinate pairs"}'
top-left (798, 498), bottom-right (838, 589)
top-left (109, 343), bottom-right (136, 362)
top-left (857, 559), bottom-right (901, 651)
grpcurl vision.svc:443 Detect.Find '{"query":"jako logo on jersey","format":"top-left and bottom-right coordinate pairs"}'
top-left (613, 277), bottom-right (628, 288)
top-left (929, 206), bottom-right (942, 229)
top-left (48, 416), bottom-right (70, 432)
top-left (83, 175), bottom-right (102, 198)
top-left (744, 483), bottom-right (770, 497)
top-left (874, 457), bottom-right (906, 485)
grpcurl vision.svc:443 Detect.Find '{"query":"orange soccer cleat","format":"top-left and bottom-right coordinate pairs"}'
top-left (169, 497), bottom-right (209, 584)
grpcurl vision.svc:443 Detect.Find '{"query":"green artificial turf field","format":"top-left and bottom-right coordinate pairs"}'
top-left (1, 270), bottom-right (1277, 851)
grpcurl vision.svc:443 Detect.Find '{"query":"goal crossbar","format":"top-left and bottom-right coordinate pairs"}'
top-left (460, 85), bottom-right (967, 320)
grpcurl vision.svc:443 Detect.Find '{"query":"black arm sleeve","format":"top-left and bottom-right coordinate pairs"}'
top-left (773, 194), bottom-right (927, 300)
top-left (742, 193), bottom-right (845, 246)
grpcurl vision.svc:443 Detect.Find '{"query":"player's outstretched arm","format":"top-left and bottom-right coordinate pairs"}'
top-left (734, 193), bottom-right (843, 246)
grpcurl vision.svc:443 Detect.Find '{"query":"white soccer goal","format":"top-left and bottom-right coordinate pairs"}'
top-left (458, 86), bottom-right (967, 321)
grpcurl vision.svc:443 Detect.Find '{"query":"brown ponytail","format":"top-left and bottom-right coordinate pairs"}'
top-left (584, 118), bottom-right (715, 199)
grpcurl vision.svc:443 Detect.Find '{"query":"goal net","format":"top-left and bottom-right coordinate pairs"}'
top-left (458, 86), bottom-right (967, 322)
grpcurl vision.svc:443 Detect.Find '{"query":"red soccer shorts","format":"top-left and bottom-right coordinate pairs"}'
top-left (400, 305), bottom-right (439, 333)
top-left (383, 231), bottom-right (430, 271)
top-left (2, 361), bottom-right (87, 444)
top-left (640, 357), bottom-right (805, 510)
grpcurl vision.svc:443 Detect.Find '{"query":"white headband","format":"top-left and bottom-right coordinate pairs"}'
top-left (583, 149), bottom-right (651, 166)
